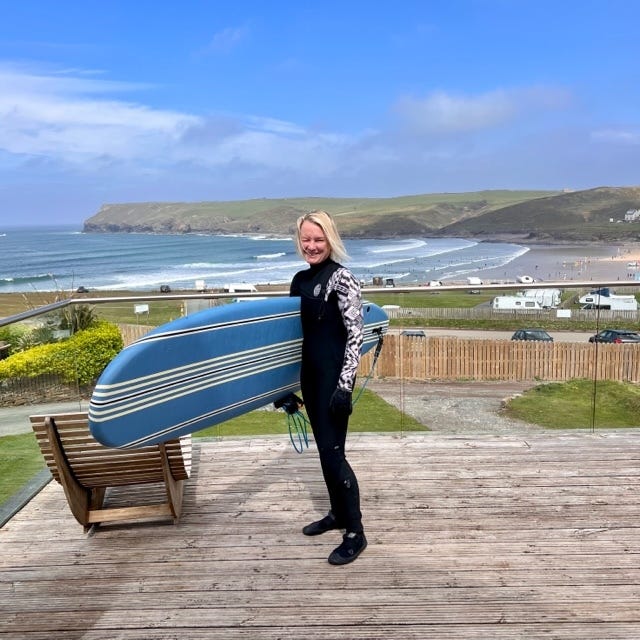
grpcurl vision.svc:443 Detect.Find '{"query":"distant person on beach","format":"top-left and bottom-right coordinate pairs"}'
top-left (289, 210), bottom-right (367, 565)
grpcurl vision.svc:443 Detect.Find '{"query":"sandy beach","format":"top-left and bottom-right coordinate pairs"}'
top-left (472, 242), bottom-right (640, 284)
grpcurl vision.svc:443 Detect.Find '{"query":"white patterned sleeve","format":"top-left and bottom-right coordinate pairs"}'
top-left (328, 268), bottom-right (364, 391)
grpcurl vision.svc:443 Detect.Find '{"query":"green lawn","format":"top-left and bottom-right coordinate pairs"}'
top-left (196, 388), bottom-right (425, 437)
top-left (504, 379), bottom-right (640, 429)
top-left (0, 433), bottom-right (46, 504)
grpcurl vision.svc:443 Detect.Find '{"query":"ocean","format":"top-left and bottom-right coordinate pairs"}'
top-left (0, 225), bottom-right (529, 293)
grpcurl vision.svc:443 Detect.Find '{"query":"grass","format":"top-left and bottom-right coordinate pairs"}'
top-left (504, 379), bottom-right (640, 429)
top-left (365, 291), bottom-right (497, 308)
top-left (196, 388), bottom-right (426, 437)
top-left (0, 290), bottom-right (186, 326)
top-left (0, 433), bottom-right (46, 504)
top-left (0, 388), bottom-right (425, 507)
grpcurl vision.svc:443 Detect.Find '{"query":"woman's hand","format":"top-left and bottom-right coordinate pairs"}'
top-left (329, 388), bottom-right (352, 416)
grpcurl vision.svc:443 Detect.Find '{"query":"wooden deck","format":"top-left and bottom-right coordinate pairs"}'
top-left (2, 432), bottom-right (640, 639)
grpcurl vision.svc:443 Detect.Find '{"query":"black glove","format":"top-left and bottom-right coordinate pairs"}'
top-left (274, 393), bottom-right (304, 415)
top-left (329, 388), bottom-right (352, 417)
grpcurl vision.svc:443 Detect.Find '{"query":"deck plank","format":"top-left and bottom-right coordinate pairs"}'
top-left (1, 432), bottom-right (640, 639)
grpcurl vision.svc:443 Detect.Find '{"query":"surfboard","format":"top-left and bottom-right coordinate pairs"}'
top-left (88, 296), bottom-right (388, 448)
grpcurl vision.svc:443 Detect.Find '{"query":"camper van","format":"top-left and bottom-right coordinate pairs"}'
top-left (492, 296), bottom-right (543, 311)
top-left (521, 288), bottom-right (561, 308)
top-left (223, 283), bottom-right (258, 293)
top-left (578, 288), bottom-right (638, 311)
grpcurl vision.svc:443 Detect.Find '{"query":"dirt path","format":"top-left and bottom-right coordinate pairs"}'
top-left (367, 379), bottom-right (545, 435)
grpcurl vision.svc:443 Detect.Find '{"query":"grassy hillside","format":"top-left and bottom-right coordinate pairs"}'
top-left (83, 190), bottom-right (558, 237)
top-left (83, 186), bottom-right (640, 241)
top-left (436, 186), bottom-right (640, 241)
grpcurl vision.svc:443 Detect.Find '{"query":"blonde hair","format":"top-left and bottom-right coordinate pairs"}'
top-left (294, 210), bottom-right (349, 263)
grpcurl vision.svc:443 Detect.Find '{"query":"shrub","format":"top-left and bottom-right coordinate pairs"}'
top-left (59, 304), bottom-right (98, 333)
top-left (0, 321), bottom-right (123, 385)
top-left (0, 326), bottom-right (25, 355)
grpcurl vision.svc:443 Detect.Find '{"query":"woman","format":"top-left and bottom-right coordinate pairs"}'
top-left (290, 210), bottom-right (366, 565)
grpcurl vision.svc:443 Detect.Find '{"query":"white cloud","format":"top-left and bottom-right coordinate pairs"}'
top-left (0, 63), bottom-right (362, 176)
top-left (393, 86), bottom-right (571, 135)
top-left (591, 128), bottom-right (640, 145)
top-left (200, 26), bottom-right (250, 55)
top-left (179, 115), bottom-right (353, 175)
top-left (395, 90), bottom-right (515, 134)
top-left (0, 64), bottom-right (201, 161)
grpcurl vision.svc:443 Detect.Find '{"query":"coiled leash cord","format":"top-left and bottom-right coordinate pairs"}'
top-left (275, 328), bottom-right (385, 453)
top-left (274, 394), bottom-right (309, 453)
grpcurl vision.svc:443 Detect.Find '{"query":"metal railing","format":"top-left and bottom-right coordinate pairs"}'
top-left (2, 277), bottom-right (636, 328)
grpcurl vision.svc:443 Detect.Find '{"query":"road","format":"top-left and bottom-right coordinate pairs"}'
top-left (0, 400), bottom-right (88, 437)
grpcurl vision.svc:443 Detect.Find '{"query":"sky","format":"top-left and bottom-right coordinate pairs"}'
top-left (1, 0), bottom-right (639, 226)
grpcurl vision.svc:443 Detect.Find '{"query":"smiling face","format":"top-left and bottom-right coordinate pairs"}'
top-left (299, 220), bottom-right (331, 265)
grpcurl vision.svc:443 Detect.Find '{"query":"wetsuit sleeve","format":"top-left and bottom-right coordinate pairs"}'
top-left (328, 268), bottom-right (364, 392)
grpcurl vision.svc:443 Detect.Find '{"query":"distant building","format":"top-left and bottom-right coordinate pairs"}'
top-left (624, 209), bottom-right (640, 221)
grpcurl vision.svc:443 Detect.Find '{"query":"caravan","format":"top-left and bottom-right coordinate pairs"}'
top-left (521, 288), bottom-right (561, 308)
top-left (492, 296), bottom-right (543, 311)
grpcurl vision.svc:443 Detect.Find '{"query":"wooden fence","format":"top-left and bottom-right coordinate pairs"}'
top-left (118, 324), bottom-right (640, 384)
top-left (119, 323), bottom-right (153, 345)
top-left (360, 334), bottom-right (640, 383)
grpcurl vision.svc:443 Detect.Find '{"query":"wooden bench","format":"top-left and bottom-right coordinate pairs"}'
top-left (30, 412), bottom-right (192, 531)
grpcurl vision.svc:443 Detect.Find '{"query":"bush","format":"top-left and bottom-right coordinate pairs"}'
top-left (59, 304), bottom-right (98, 333)
top-left (0, 326), bottom-right (25, 355)
top-left (0, 321), bottom-right (123, 385)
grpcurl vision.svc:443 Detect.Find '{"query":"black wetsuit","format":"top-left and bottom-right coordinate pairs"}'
top-left (290, 258), bottom-right (364, 533)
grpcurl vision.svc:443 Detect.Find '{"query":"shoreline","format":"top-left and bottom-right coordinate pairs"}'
top-left (469, 241), bottom-right (640, 284)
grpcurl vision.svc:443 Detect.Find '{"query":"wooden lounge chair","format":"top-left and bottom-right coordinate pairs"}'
top-left (30, 412), bottom-right (192, 531)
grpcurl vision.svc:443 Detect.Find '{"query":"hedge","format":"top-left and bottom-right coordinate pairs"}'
top-left (0, 322), bottom-right (123, 386)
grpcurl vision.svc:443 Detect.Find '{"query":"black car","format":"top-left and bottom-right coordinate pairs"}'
top-left (511, 329), bottom-right (553, 342)
top-left (589, 329), bottom-right (640, 344)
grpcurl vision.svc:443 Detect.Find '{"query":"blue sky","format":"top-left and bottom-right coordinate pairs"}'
top-left (1, 0), bottom-right (639, 226)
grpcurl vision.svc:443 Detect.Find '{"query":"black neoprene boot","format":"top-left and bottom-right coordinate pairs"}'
top-left (328, 531), bottom-right (367, 565)
top-left (302, 513), bottom-right (342, 536)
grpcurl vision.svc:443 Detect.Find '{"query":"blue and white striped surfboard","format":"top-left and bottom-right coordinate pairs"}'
top-left (88, 296), bottom-right (388, 448)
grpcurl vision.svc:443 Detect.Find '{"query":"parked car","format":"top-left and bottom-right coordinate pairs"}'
top-left (511, 329), bottom-right (553, 342)
top-left (588, 329), bottom-right (640, 343)
top-left (401, 330), bottom-right (426, 337)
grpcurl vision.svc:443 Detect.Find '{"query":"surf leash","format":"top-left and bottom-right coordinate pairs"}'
top-left (275, 327), bottom-right (384, 452)
top-left (274, 393), bottom-right (309, 453)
